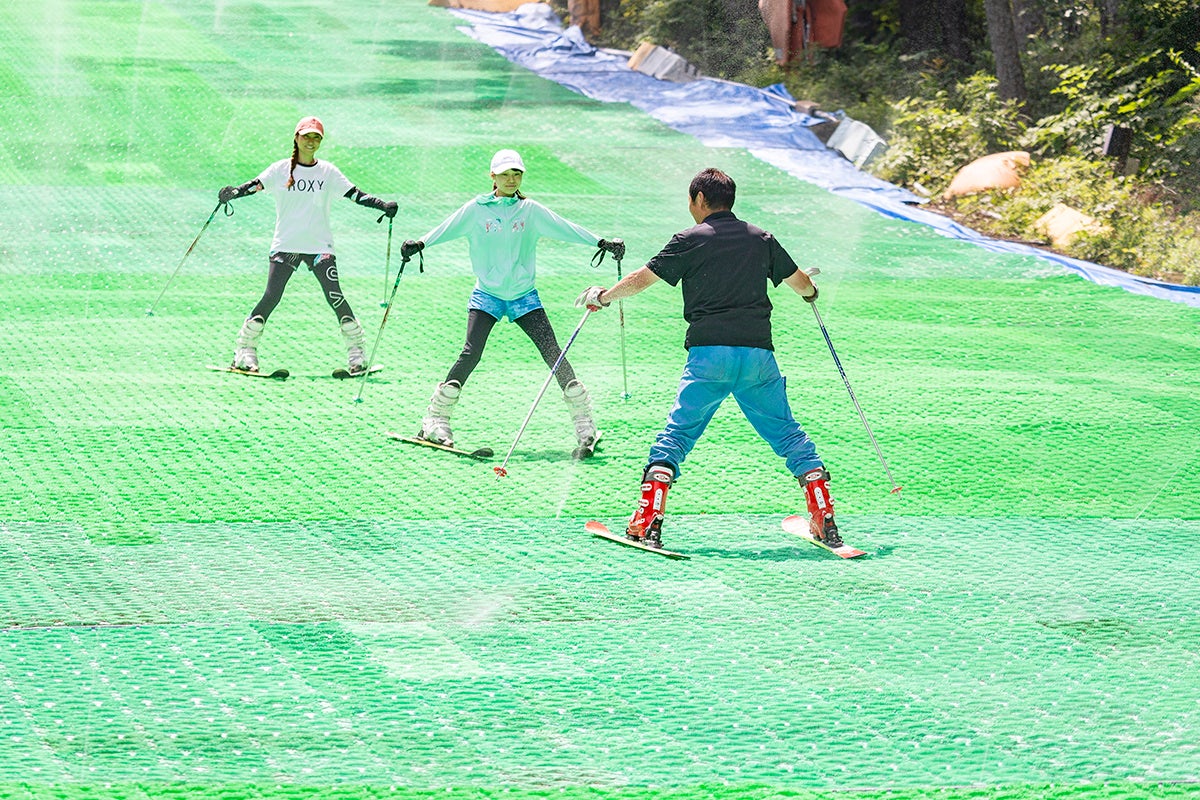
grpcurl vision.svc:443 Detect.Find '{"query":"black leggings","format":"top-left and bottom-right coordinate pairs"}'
top-left (248, 252), bottom-right (355, 323)
top-left (446, 307), bottom-right (577, 390)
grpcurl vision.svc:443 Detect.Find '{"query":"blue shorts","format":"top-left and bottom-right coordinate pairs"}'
top-left (468, 288), bottom-right (543, 322)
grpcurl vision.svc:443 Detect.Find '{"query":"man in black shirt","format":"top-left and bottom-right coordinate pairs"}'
top-left (576, 168), bottom-right (841, 550)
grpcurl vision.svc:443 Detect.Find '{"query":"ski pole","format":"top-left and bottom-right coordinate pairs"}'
top-left (146, 201), bottom-right (227, 316)
top-left (494, 308), bottom-right (592, 478)
top-left (354, 249), bottom-right (416, 403)
top-left (591, 240), bottom-right (630, 399)
top-left (615, 252), bottom-right (631, 400)
top-left (805, 268), bottom-right (902, 495)
top-left (380, 217), bottom-right (393, 308)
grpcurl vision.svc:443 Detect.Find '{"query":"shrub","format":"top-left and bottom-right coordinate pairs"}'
top-left (949, 155), bottom-right (1200, 285)
top-left (871, 73), bottom-right (1026, 194)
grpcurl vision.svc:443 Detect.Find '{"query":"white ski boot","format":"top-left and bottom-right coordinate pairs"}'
top-left (419, 380), bottom-right (461, 446)
top-left (340, 318), bottom-right (368, 375)
top-left (563, 379), bottom-right (599, 458)
top-left (232, 317), bottom-right (265, 372)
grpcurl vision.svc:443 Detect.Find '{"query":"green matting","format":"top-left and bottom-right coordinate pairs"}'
top-left (1, 0), bottom-right (1198, 798)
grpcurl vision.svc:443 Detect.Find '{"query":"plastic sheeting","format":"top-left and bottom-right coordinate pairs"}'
top-left (448, 5), bottom-right (915, 197)
top-left (450, 4), bottom-right (1200, 308)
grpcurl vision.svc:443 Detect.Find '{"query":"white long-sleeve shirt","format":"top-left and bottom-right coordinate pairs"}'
top-left (421, 193), bottom-right (598, 300)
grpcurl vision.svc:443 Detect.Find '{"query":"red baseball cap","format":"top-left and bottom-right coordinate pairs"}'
top-left (295, 116), bottom-right (324, 136)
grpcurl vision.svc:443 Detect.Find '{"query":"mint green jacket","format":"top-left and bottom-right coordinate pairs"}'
top-left (421, 193), bottom-right (599, 301)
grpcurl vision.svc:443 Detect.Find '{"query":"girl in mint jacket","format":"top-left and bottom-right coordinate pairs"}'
top-left (403, 149), bottom-right (622, 455)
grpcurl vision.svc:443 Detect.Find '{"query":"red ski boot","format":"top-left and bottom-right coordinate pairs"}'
top-left (799, 467), bottom-right (843, 548)
top-left (626, 464), bottom-right (674, 548)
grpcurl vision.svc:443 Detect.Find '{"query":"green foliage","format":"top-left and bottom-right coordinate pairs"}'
top-left (769, 43), bottom-right (925, 131)
top-left (872, 74), bottom-right (1026, 193)
top-left (1029, 48), bottom-right (1200, 191)
top-left (949, 155), bottom-right (1200, 285)
top-left (1071, 200), bottom-right (1200, 286)
top-left (592, 0), bottom-right (1200, 285)
top-left (599, 0), bottom-right (772, 79)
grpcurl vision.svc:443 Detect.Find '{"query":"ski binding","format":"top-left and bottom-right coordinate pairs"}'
top-left (210, 364), bottom-right (289, 381)
top-left (572, 430), bottom-right (603, 460)
top-left (333, 364), bottom-right (383, 380)
top-left (781, 514), bottom-right (867, 558)
top-left (384, 432), bottom-right (493, 461)
top-left (586, 520), bottom-right (689, 560)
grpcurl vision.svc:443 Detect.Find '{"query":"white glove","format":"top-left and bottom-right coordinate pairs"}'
top-left (574, 286), bottom-right (609, 311)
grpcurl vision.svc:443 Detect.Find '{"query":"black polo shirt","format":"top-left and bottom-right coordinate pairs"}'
top-left (646, 210), bottom-right (799, 350)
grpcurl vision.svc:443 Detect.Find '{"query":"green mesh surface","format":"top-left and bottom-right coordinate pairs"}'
top-left (1, 1), bottom-right (1199, 798)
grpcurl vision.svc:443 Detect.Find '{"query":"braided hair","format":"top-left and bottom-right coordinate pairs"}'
top-left (287, 141), bottom-right (300, 189)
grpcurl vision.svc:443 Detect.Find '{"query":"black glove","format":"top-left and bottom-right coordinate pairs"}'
top-left (218, 185), bottom-right (238, 204)
top-left (804, 284), bottom-right (819, 304)
top-left (598, 238), bottom-right (626, 260)
top-left (401, 239), bottom-right (424, 259)
top-left (349, 189), bottom-right (397, 219)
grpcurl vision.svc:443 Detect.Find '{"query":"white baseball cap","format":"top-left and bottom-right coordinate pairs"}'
top-left (490, 149), bottom-right (525, 174)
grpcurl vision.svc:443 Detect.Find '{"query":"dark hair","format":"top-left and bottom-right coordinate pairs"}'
top-left (287, 141), bottom-right (299, 189)
top-left (689, 168), bottom-right (735, 210)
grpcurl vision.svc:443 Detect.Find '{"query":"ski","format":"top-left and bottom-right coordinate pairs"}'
top-left (572, 430), bottom-right (603, 460)
top-left (586, 520), bottom-right (689, 560)
top-left (333, 364), bottom-right (383, 380)
top-left (781, 514), bottom-right (867, 558)
top-left (209, 365), bottom-right (289, 381)
top-left (383, 432), bottom-right (494, 461)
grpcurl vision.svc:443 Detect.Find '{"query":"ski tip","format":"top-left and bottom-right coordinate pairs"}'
top-left (781, 514), bottom-right (808, 534)
top-left (473, 448), bottom-right (495, 459)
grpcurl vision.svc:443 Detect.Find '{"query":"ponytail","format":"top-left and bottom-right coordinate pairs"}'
top-left (287, 141), bottom-right (299, 189)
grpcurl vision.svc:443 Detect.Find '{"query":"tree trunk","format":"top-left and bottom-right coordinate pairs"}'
top-left (983, 0), bottom-right (1027, 104)
top-left (938, 0), bottom-right (971, 62)
top-left (898, 0), bottom-right (942, 54)
top-left (1098, 0), bottom-right (1122, 35)
top-left (1009, 0), bottom-right (1043, 43)
top-left (898, 0), bottom-right (971, 62)
top-left (569, 0), bottom-right (601, 37)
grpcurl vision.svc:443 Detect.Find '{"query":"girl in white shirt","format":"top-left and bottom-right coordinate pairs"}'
top-left (402, 149), bottom-right (623, 454)
top-left (218, 116), bottom-right (396, 375)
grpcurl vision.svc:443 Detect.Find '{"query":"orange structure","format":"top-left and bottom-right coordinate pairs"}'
top-left (759, 0), bottom-right (847, 64)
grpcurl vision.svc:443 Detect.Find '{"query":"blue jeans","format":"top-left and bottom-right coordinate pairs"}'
top-left (647, 346), bottom-right (822, 479)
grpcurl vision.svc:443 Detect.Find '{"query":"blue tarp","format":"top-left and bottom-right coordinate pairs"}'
top-left (448, 5), bottom-right (916, 202)
top-left (450, 4), bottom-right (1200, 308)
